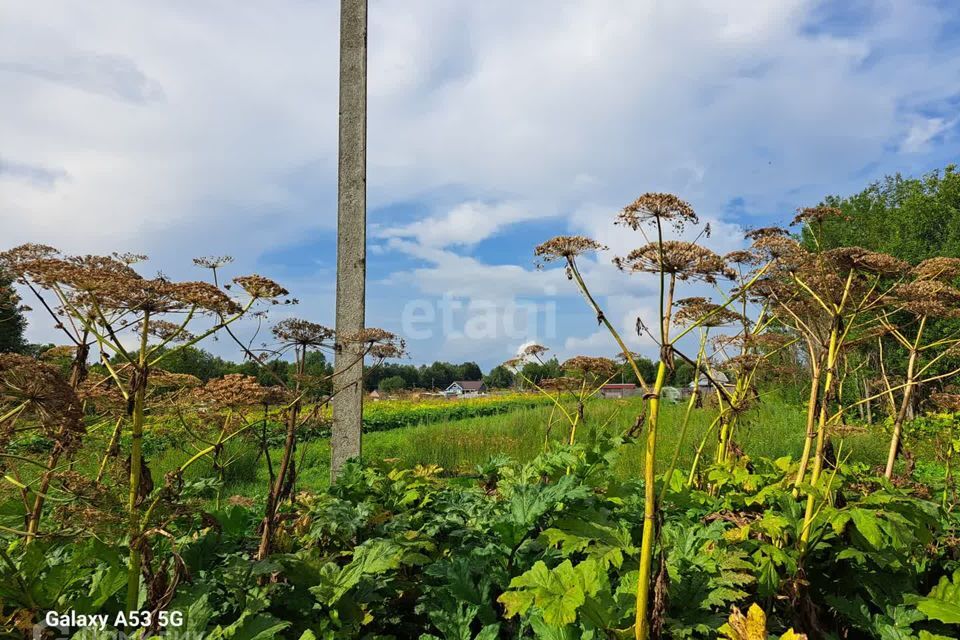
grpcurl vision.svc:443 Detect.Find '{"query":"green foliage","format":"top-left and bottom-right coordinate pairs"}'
top-left (484, 365), bottom-right (515, 389)
top-left (378, 375), bottom-right (407, 393)
top-left (0, 270), bottom-right (26, 354)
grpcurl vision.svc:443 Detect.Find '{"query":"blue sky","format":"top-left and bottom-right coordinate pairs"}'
top-left (2, 0), bottom-right (960, 370)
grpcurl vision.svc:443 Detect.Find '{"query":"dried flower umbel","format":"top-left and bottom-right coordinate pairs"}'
top-left (616, 192), bottom-right (699, 232)
top-left (614, 241), bottom-right (734, 283)
top-left (534, 236), bottom-right (607, 266)
top-left (673, 297), bottom-right (745, 328)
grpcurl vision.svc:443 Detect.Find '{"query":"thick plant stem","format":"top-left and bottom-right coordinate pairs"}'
top-left (125, 314), bottom-right (151, 613)
top-left (635, 360), bottom-right (667, 640)
top-left (799, 322), bottom-right (839, 549)
top-left (884, 318), bottom-right (925, 478)
top-left (258, 349), bottom-right (305, 559)
top-left (792, 357), bottom-right (822, 493)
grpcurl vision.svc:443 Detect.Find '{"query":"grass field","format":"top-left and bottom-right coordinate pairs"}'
top-left (140, 392), bottom-right (909, 499)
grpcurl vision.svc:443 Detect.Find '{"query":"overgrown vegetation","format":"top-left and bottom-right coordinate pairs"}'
top-left (4, 172), bottom-right (960, 638)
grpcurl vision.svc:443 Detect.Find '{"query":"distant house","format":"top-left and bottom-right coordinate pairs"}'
top-left (599, 383), bottom-right (640, 398)
top-left (369, 390), bottom-right (381, 401)
top-left (444, 380), bottom-right (488, 397)
top-left (686, 370), bottom-right (734, 396)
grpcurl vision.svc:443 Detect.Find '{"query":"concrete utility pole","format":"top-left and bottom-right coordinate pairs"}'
top-left (331, 0), bottom-right (367, 481)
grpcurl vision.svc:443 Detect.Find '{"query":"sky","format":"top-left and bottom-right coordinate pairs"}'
top-left (2, 0), bottom-right (960, 371)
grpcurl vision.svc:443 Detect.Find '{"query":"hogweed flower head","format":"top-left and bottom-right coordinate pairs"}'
top-left (232, 275), bottom-right (289, 300)
top-left (822, 247), bottom-right (907, 276)
top-left (673, 297), bottom-right (745, 327)
top-left (614, 241), bottom-right (734, 283)
top-left (534, 236), bottom-right (607, 267)
top-left (561, 355), bottom-right (618, 381)
top-left (272, 318), bottom-right (335, 347)
top-left (193, 374), bottom-right (272, 409)
top-left (616, 193), bottom-right (698, 232)
top-left (791, 205), bottom-right (845, 226)
top-left (341, 328), bottom-right (406, 359)
top-left (0, 354), bottom-right (84, 451)
top-left (886, 281), bottom-right (960, 318)
top-left (913, 257), bottom-right (960, 281)
top-left (193, 256), bottom-right (234, 270)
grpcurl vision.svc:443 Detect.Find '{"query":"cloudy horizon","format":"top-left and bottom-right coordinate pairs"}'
top-left (3, 0), bottom-right (959, 369)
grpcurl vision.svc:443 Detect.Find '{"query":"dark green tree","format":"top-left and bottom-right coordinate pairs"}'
top-left (378, 375), bottom-right (406, 393)
top-left (0, 271), bottom-right (26, 353)
top-left (484, 365), bottom-right (515, 388)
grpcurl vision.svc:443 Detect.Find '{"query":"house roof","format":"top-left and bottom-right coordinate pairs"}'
top-left (690, 370), bottom-right (730, 387)
top-left (449, 380), bottom-right (486, 391)
top-left (601, 383), bottom-right (637, 390)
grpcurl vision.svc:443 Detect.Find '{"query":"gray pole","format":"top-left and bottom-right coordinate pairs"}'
top-left (331, 0), bottom-right (367, 481)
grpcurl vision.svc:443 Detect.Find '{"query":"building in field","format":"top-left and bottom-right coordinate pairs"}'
top-left (599, 383), bottom-right (640, 398)
top-left (444, 380), bottom-right (488, 397)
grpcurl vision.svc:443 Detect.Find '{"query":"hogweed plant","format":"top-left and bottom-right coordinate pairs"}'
top-left (0, 246), bottom-right (288, 613)
top-left (536, 193), bottom-right (769, 640)
top-left (878, 262), bottom-right (960, 478)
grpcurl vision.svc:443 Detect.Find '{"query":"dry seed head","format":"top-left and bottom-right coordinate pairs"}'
top-left (744, 226), bottom-right (789, 241)
top-left (521, 343), bottom-right (550, 359)
top-left (232, 274), bottom-right (289, 299)
top-left (193, 374), bottom-right (271, 408)
top-left (540, 377), bottom-right (581, 392)
top-left (931, 393), bottom-right (960, 412)
top-left (672, 297), bottom-right (745, 327)
top-left (0, 353), bottom-right (84, 450)
top-left (170, 281), bottom-right (242, 314)
top-left (616, 193), bottom-right (698, 231)
top-left (149, 370), bottom-right (203, 390)
top-left (561, 355), bottom-right (618, 380)
top-left (750, 234), bottom-right (805, 262)
top-left (272, 318), bottom-right (335, 347)
top-left (534, 236), bottom-right (607, 265)
top-left (724, 249), bottom-right (764, 268)
top-left (341, 327), bottom-right (406, 359)
top-left (791, 205), bottom-right (844, 226)
top-left (502, 357), bottom-right (524, 371)
top-left (887, 281), bottom-right (960, 317)
top-left (914, 257), bottom-right (960, 281)
top-left (193, 256), bottom-right (234, 269)
top-left (142, 319), bottom-right (194, 343)
top-left (41, 345), bottom-right (78, 361)
top-left (614, 241), bottom-right (734, 282)
top-left (823, 247), bottom-right (908, 276)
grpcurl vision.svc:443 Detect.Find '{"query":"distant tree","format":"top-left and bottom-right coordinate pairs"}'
top-left (150, 345), bottom-right (234, 381)
top-left (485, 365), bottom-right (515, 389)
top-left (669, 361), bottom-right (695, 387)
top-left (456, 361), bottom-right (483, 381)
top-left (0, 270), bottom-right (26, 353)
top-left (520, 357), bottom-right (562, 384)
top-left (615, 352), bottom-right (657, 385)
top-left (378, 375), bottom-right (406, 393)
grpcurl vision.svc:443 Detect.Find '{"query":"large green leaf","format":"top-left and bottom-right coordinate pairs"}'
top-left (916, 570), bottom-right (960, 624)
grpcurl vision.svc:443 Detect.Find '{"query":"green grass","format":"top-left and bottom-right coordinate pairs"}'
top-left (140, 393), bottom-right (898, 499)
top-left (33, 392), bottom-right (906, 509)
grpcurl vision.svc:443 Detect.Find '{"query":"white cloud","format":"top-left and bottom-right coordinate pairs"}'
top-left (4, 0), bottom-right (960, 365)
top-left (374, 200), bottom-right (550, 248)
top-left (900, 117), bottom-right (956, 153)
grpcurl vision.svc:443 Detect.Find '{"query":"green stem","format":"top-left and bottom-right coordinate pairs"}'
top-left (125, 312), bottom-right (151, 613)
top-left (635, 361), bottom-right (667, 640)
